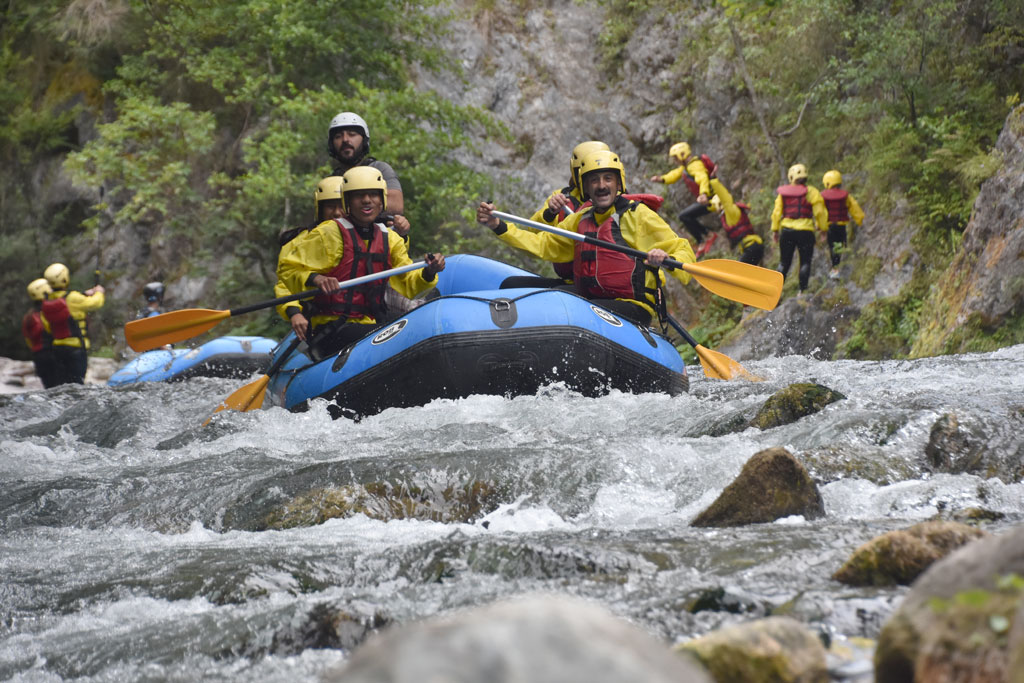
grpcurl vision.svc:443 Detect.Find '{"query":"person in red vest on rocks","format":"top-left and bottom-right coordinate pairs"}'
top-left (22, 278), bottom-right (60, 389)
top-left (707, 177), bottom-right (765, 266)
top-left (820, 170), bottom-right (865, 280)
top-left (771, 164), bottom-right (827, 296)
top-left (649, 141), bottom-right (719, 258)
top-left (42, 263), bottom-right (105, 385)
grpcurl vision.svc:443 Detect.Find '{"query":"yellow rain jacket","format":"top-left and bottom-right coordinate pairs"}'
top-left (771, 184), bottom-right (828, 234)
top-left (46, 289), bottom-right (104, 349)
top-left (660, 158), bottom-right (711, 197)
top-left (276, 219), bottom-right (435, 328)
top-left (528, 186), bottom-right (586, 226)
top-left (495, 197), bottom-right (695, 319)
top-left (709, 179), bottom-right (764, 252)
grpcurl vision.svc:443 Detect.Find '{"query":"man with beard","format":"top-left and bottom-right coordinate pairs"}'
top-left (476, 149), bottom-right (696, 327)
top-left (327, 112), bottom-right (404, 218)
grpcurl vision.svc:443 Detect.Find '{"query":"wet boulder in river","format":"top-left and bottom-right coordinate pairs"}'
top-left (675, 616), bottom-right (828, 683)
top-left (323, 593), bottom-right (714, 683)
top-left (752, 382), bottom-right (845, 430)
top-left (691, 447), bottom-right (825, 527)
top-left (875, 524), bottom-right (1024, 683)
top-left (832, 520), bottom-right (988, 586)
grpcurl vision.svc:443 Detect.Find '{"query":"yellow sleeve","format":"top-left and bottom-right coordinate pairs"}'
top-left (661, 166), bottom-right (684, 185)
top-left (709, 178), bottom-right (741, 227)
top-left (628, 205), bottom-right (695, 286)
top-left (808, 187), bottom-right (828, 232)
top-left (771, 194), bottom-right (784, 232)
top-left (385, 230), bottom-right (435, 299)
top-left (686, 159), bottom-right (710, 195)
top-left (847, 194), bottom-right (865, 226)
top-left (276, 220), bottom-right (345, 298)
top-left (274, 238), bottom-right (304, 321)
top-left (528, 189), bottom-right (565, 227)
top-left (496, 213), bottom-right (578, 263)
top-left (65, 290), bottom-right (105, 315)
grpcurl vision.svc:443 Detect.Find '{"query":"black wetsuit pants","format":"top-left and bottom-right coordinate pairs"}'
top-left (738, 241), bottom-right (765, 267)
top-left (778, 228), bottom-right (816, 291)
top-left (53, 346), bottom-right (88, 385)
top-left (828, 223), bottom-right (848, 267)
top-left (677, 203), bottom-right (710, 243)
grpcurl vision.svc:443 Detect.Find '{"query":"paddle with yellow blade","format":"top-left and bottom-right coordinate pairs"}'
top-left (125, 262), bottom-right (428, 352)
top-left (490, 210), bottom-right (783, 310)
top-left (203, 261), bottom-right (428, 424)
top-left (664, 315), bottom-right (762, 381)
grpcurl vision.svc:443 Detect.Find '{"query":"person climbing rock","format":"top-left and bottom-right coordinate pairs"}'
top-left (771, 164), bottom-right (827, 295)
top-left (708, 178), bottom-right (764, 266)
top-left (820, 170), bottom-right (865, 280)
top-left (649, 141), bottom-right (718, 256)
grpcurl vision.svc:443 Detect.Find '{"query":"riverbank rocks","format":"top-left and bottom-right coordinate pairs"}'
top-left (691, 447), bottom-right (825, 527)
top-left (832, 521), bottom-right (988, 586)
top-left (874, 524), bottom-right (1024, 683)
top-left (322, 594), bottom-right (713, 683)
top-left (676, 616), bottom-right (828, 683)
top-left (752, 382), bottom-right (845, 430)
top-left (263, 479), bottom-right (499, 529)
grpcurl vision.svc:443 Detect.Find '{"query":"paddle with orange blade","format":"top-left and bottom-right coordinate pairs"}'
top-left (490, 211), bottom-right (783, 310)
top-left (125, 261), bottom-right (427, 352)
top-left (665, 315), bottom-right (762, 381)
top-left (203, 336), bottom-right (303, 424)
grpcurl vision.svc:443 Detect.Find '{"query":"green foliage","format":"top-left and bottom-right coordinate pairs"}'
top-left (675, 296), bottom-right (743, 366)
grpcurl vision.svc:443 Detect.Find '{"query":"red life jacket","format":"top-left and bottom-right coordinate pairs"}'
top-left (312, 217), bottom-right (392, 320)
top-left (720, 202), bottom-right (755, 247)
top-left (680, 155), bottom-right (717, 199)
top-left (41, 296), bottom-right (81, 340)
top-left (554, 194), bottom-right (662, 280)
top-left (777, 185), bottom-right (813, 219)
top-left (820, 188), bottom-right (850, 223)
top-left (22, 310), bottom-right (51, 353)
top-left (572, 196), bottom-right (659, 303)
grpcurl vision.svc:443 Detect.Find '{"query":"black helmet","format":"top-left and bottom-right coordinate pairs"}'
top-left (143, 282), bottom-right (165, 303)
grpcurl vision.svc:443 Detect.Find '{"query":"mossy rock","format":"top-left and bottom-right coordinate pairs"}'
top-left (752, 383), bottom-right (846, 430)
top-left (263, 479), bottom-right (500, 529)
top-left (833, 521), bottom-right (988, 587)
top-left (676, 616), bottom-right (828, 683)
top-left (691, 447), bottom-right (825, 527)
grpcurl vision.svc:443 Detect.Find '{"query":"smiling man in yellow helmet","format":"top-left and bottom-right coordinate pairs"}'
top-left (820, 169), bottom-right (865, 280)
top-left (771, 163), bottom-right (828, 295)
top-left (277, 166), bottom-right (444, 359)
top-left (477, 149), bottom-right (696, 327)
top-left (41, 262), bottom-right (105, 385)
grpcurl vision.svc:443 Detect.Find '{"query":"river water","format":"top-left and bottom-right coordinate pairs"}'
top-left (2, 344), bottom-right (1023, 681)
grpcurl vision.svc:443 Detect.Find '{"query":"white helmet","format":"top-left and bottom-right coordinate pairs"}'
top-left (327, 112), bottom-right (370, 161)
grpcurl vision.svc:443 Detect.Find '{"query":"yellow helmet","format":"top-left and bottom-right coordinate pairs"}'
top-left (27, 278), bottom-right (52, 301)
top-left (341, 166), bottom-right (387, 213)
top-left (787, 163), bottom-right (808, 184)
top-left (709, 195), bottom-right (722, 212)
top-left (44, 263), bottom-right (70, 290)
top-left (669, 142), bottom-right (691, 163)
top-left (570, 141), bottom-right (610, 188)
top-left (822, 170), bottom-right (842, 189)
top-left (314, 175), bottom-right (345, 219)
top-left (578, 149), bottom-right (627, 196)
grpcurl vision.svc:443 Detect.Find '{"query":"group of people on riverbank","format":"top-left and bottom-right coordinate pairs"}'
top-left (21, 263), bottom-right (105, 387)
top-left (648, 144), bottom-right (865, 294)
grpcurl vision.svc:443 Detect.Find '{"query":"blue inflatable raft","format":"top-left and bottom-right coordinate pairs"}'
top-left (264, 255), bottom-right (687, 418)
top-left (108, 336), bottom-right (278, 386)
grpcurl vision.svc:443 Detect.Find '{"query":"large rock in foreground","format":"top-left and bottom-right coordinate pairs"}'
top-left (875, 524), bottom-right (1024, 683)
top-left (691, 447), bottom-right (825, 527)
top-left (832, 520), bottom-right (989, 586)
top-left (323, 594), bottom-right (713, 682)
top-left (676, 616), bottom-right (828, 683)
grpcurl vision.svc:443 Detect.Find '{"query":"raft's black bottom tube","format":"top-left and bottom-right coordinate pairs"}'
top-left (310, 326), bottom-right (687, 419)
